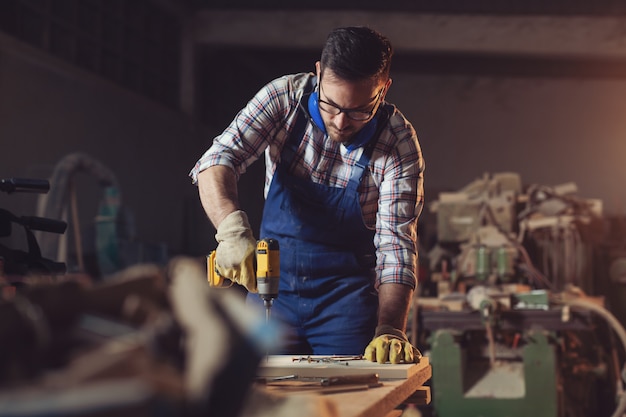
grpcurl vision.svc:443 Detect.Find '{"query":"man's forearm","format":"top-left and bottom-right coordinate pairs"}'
top-left (377, 283), bottom-right (414, 332)
top-left (197, 165), bottom-right (240, 228)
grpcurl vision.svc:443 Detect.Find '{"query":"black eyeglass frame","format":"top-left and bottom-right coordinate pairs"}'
top-left (317, 78), bottom-right (385, 122)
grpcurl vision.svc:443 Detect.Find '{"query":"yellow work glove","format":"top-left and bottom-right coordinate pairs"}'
top-left (364, 325), bottom-right (422, 364)
top-left (214, 210), bottom-right (257, 293)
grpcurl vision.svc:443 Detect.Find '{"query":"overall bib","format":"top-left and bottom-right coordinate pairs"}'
top-left (248, 102), bottom-right (388, 355)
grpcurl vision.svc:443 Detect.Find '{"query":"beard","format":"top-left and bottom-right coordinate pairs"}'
top-left (326, 122), bottom-right (358, 144)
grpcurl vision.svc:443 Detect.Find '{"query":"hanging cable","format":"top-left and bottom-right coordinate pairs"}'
top-left (556, 296), bottom-right (626, 417)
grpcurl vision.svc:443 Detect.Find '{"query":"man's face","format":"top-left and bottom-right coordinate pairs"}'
top-left (316, 63), bottom-right (389, 145)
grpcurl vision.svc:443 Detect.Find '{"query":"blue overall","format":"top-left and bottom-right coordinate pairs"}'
top-left (247, 99), bottom-right (388, 355)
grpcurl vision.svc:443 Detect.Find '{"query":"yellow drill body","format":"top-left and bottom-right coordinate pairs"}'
top-left (207, 238), bottom-right (280, 322)
top-left (255, 238), bottom-right (280, 322)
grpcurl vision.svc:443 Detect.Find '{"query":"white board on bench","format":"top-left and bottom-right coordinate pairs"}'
top-left (257, 355), bottom-right (429, 380)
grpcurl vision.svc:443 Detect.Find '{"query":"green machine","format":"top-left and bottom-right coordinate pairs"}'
top-left (422, 295), bottom-right (618, 417)
top-left (430, 329), bottom-right (558, 417)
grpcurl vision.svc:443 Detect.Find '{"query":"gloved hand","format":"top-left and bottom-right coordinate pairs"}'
top-left (214, 210), bottom-right (257, 293)
top-left (364, 325), bottom-right (422, 364)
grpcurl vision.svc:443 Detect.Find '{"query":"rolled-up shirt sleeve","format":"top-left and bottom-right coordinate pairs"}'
top-left (374, 120), bottom-right (425, 290)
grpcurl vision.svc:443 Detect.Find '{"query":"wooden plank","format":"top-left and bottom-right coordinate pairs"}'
top-left (258, 356), bottom-right (427, 380)
top-left (194, 11), bottom-right (626, 60)
top-left (403, 386), bottom-right (431, 406)
top-left (325, 359), bottom-right (432, 417)
top-left (264, 383), bottom-right (374, 395)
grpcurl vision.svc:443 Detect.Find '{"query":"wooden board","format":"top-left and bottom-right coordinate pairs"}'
top-left (257, 355), bottom-right (429, 380)
top-left (324, 362), bottom-right (432, 417)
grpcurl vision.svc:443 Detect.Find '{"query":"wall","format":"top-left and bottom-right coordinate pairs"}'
top-left (0, 37), bottom-right (214, 274)
top-left (390, 72), bottom-right (626, 213)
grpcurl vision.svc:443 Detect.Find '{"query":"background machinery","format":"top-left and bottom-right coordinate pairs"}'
top-left (418, 172), bottom-right (626, 417)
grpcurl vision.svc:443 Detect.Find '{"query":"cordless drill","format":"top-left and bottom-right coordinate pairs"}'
top-left (254, 238), bottom-right (280, 323)
top-left (207, 238), bottom-right (280, 323)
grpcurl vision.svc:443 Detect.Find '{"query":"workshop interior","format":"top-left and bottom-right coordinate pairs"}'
top-left (3, 1), bottom-right (626, 416)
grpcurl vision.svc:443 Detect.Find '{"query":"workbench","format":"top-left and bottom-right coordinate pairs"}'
top-left (260, 356), bottom-right (432, 417)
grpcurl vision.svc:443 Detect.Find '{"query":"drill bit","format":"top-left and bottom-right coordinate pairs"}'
top-left (264, 299), bottom-right (273, 324)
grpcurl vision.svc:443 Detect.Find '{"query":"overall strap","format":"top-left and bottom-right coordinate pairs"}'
top-left (347, 104), bottom-right (393, 191)
top-left (280, 109), bottom-right (308, 168)
top-left (281, 79), bottom-right (317, 167)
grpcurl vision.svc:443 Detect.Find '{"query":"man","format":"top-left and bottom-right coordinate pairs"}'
top-left (190, 26), bottom-right (424, 364)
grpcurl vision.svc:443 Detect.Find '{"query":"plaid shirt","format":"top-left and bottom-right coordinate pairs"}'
top-left (190, 72), bottom-right (425, 289)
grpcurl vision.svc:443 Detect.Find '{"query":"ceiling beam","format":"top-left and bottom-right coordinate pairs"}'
top-left (193, 10), bottom-right (626, 59)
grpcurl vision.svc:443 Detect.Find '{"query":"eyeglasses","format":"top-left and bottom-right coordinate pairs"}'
top-left (318, 82), bottom-right (384, 122)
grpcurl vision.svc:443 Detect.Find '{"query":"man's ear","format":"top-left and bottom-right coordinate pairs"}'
top-left (383, 78), bottom-right (393, 99)
top-left (315, 61), bottom-right (321, 78)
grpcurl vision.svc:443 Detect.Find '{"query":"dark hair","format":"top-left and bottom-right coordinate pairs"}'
top-left (320, 26), bottom-right (393, 82)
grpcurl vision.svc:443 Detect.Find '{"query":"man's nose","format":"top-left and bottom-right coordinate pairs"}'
top-left (334, 112), bottom-right (350, 129)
